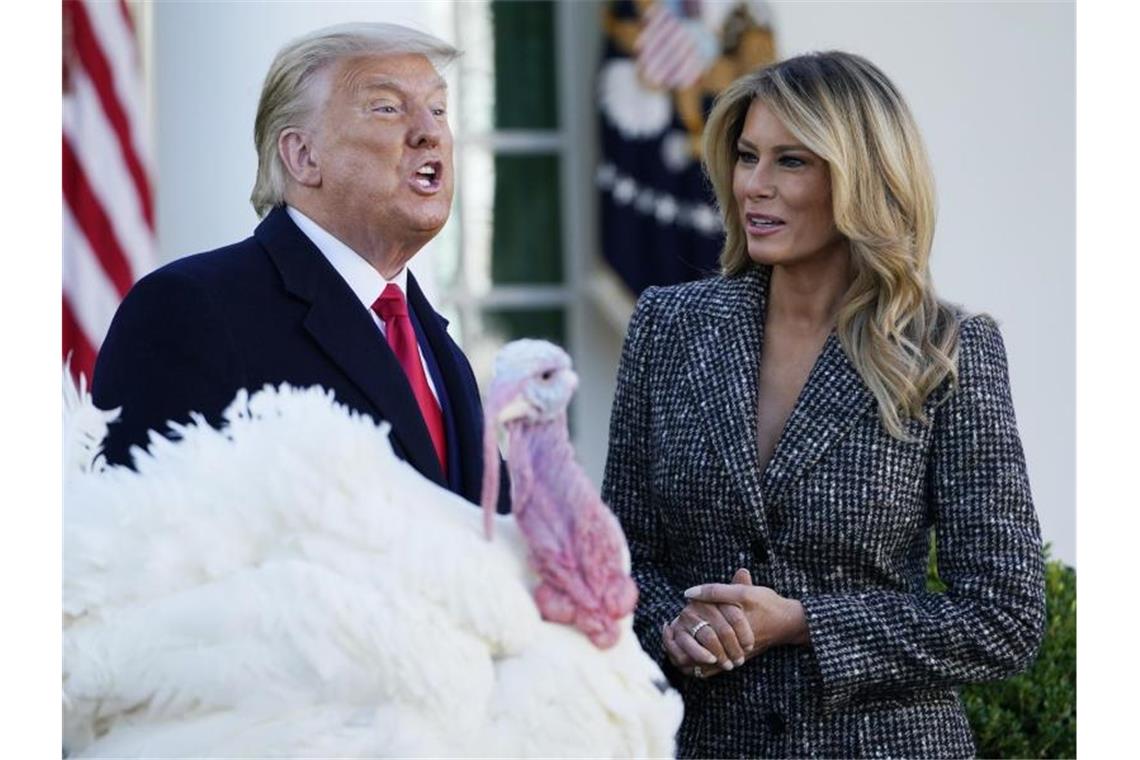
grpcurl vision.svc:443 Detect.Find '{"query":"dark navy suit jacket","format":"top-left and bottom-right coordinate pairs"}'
top-left (93, 206), bottom-right (507, 511)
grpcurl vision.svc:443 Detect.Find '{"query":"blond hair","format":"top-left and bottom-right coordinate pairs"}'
top-left (702, 51), bottom-right (960, 439)
top-left (250, 23), bottom-right (459, 217)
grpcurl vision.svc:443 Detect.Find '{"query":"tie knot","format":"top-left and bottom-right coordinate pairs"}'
top-left (372, 283), bottom-right (407, 320)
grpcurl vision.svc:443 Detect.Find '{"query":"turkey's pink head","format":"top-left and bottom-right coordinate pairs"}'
top-left (480, 340), bottom-right (578, 535)
top-left (488, 340), bottom-right (578, 425)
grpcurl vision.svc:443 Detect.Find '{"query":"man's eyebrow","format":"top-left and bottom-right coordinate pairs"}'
top-left (354, 77), bottom-right (449, 96)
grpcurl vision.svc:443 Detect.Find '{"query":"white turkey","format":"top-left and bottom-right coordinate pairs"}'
top-left (62, 341), bottom-right (682, 757)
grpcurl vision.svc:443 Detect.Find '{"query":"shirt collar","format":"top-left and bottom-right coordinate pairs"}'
top-left (286, 206), bottom-right (408, 308)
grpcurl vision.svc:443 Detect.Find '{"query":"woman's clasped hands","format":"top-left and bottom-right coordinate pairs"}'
top-left (663, 568), bottom-right (810, 680)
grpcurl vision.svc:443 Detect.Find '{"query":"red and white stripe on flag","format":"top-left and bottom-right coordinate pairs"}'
top-left (63, 0), bottom-right (156, 384)
top-left (634, 3), bottom-right (705, 91)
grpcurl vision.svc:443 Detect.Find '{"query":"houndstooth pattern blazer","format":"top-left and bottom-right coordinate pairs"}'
top-left (602, 265), bottom-right (1045, 759)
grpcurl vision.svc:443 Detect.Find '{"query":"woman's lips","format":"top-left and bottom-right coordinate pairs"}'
top-left (745, 213), bottom-right (786, 236)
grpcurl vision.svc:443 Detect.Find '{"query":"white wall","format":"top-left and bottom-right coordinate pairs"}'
top-left (150, 0), bottom-right (1074, 565)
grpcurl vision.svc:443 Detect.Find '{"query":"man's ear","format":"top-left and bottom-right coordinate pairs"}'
top-left (278, 128), bottom-right (321, 188)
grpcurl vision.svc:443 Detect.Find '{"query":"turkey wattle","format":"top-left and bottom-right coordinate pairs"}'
top-left (481, 339), bottom-right (639, 649)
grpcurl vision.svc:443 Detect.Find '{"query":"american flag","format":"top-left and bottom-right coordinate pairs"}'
top-left (63, 0), bottom-right (156, 384)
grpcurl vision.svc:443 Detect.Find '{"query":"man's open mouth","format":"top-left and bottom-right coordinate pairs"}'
top-left (413, 161), bottom-right (442, 190)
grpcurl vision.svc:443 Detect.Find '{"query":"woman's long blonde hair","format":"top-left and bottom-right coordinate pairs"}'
top-left (702, 51), bottom-right (960, 439)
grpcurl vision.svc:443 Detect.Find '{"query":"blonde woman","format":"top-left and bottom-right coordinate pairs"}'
top-left (602, 51), bottom-right (1045, 758)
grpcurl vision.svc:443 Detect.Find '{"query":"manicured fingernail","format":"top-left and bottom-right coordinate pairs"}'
top-left (684, 587), bottom-right (699, 598)
top-left (702, 652), bottom-right (717, 664)
top-left (734, 658), bottom-right (744, 667)
top-left (721, 660), bottom-right (733, 671)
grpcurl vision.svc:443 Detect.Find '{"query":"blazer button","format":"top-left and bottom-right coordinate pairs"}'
top-left (751, 540), bottom-right (768, 565)
top-left (765, 711), bottom-right (786, 735)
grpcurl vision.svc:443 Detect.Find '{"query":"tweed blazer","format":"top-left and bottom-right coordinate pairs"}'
top-left (602, 265), bottom-right (1045, 759)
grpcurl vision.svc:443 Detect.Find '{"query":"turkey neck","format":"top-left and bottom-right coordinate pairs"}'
top-left (505, 412), bottom-right (579, 508)
top-left (506, 412), bottom-right (572, 463)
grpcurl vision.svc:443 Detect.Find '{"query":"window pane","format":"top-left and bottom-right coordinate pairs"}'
top-left (492, 153), bottom-right (563, 284)
top-left (482, 307), bottom-right (566, 347)
top-left (492, 0), bottom-right (558, 129)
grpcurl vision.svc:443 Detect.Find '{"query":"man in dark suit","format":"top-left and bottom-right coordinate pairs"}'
top-left (93, 22), bottom-right (506, 511)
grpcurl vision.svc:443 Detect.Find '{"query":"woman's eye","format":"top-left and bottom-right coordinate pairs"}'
top-left (778, 155), bottom-right (806, 168)
top-left (431, 107), bottom-right (447, 117)
top-left (737, 150), bottom-right (758, 165)
top-left (372, 104), bottom-right (399, 114)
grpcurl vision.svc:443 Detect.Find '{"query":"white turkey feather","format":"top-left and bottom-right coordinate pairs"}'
top-left (64, 382), bottom-right (681, 756)
top-left (62, 366), bottom-right (116, 476)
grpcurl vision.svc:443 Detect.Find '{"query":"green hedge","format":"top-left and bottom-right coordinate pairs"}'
top-left (927, 541), bottom-right (1076, 759)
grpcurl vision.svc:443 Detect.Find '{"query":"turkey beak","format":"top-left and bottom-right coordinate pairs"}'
top-left (496, 396), bottom-right (536, 425)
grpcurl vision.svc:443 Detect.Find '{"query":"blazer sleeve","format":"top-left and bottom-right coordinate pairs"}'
top-left (603, 288), bottom-right (686, 676)
top-left (799, 314), bottom-right (1046, 713)
top-left (92, 266), bottom-right (245, 468)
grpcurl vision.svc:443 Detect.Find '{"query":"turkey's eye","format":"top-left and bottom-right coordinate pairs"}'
top-left (540, 370), bottom-right (554, 381)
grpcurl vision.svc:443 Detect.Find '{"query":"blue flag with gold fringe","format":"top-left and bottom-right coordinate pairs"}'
top-left (596, 0), bottom-right (776, 296)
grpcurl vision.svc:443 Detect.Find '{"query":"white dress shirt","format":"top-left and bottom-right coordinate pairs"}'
top-left (286, 206), bottom-right (440, 403)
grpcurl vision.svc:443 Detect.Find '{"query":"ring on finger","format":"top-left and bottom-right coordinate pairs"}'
top-left (693, 665), bottom-right (704, 679)
top-left (689, 619), bottom-right (710, 638)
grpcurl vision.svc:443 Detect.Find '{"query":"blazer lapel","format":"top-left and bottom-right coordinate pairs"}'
top-left (759, 329), bottom-right (876, 506)
top-left (678, 267), bottom-right (770, 538)
top-left (678, 264), bottom-right (877, 531)
top-left (256, 209), bottom-right (447, 488)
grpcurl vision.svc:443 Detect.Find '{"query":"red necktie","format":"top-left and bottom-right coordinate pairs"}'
top-left (372, 284), bottom-right (448, 476)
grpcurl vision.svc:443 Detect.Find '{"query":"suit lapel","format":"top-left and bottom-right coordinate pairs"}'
top-left (405, 274), bottom-right (483, 503)
top-left (256, 209), bottom-right (447, 488)
top-left (678, 267), bottom-right (770, 538)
